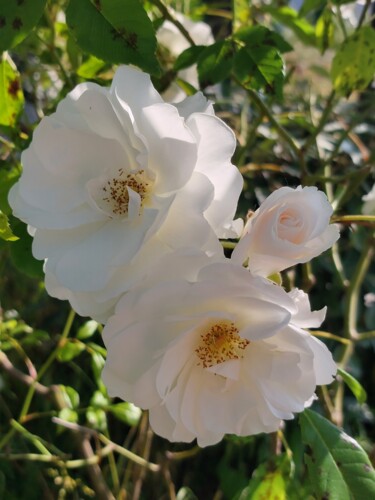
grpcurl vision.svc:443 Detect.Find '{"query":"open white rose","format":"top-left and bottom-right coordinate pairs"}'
top-left (157, 11), bottom-right (214, 102)
top-left (232, 186), bottom-right (340, 277)
top-left (9, 65), bottom-right (243, 322)
top-left (102, 260), bottom-right (336, 447)
top-left (362, 184), bottom-right (375, 215)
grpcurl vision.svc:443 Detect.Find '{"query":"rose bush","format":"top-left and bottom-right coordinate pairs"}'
top-left (232, 186), bottom-right (340, 277)
top-left (9, 65), bottom-right (243, 322)
top-left (102, 260), bottom-right (336, 447)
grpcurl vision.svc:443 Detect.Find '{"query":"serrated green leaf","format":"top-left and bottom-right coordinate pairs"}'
top-left (9, 220), bottom-right (44, 278)
top-left (300, 409), bottom-right (375, 500)
top-left (337, 367), bottom-right (367, 404)
top-left (331, 26), bottom-right (375, 96)
top-left (197, 40), bottom-right (234, 87)
top-left (234, 25), bottom-right (293, 54)
top-left (0, 211), bottom-right (18, 241)
top-left (57, 340), bottom-right (85, 362)
top-left (173, 45), bottom-right (206, 72)
top-left (77, 320), bottom-right (99, 340)
top-left (0, 0), bottom-right (46, 52)
top-left (108, 402), bottom-right (142, 426)
top-left (66, 0), bottom-right (160, 75)
top-left (233, 46), bottom-right (284, 97)
top-left (0, 55), bottom-right (24, 127)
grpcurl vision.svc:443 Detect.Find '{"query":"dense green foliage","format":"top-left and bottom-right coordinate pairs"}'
top-left (0, 0), bottom-right (374, 498)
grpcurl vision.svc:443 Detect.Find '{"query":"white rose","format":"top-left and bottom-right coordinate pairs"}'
top-left (9, 65), bottom-right (243, 322)
top-left (362, 184), bottom-right (375, 215)
top-left (102, 260), bottom-right (336, 447)
top-left (157, 11), bottom-right (214, 102)
top-left (232, 186), bottom-right (340, 277)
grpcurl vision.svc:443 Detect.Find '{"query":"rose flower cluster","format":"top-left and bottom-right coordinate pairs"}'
top-left (10, 65), bottom-right (339, 447)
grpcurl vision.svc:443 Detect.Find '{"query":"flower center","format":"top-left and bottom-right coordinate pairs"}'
top-left (195, 321), bottom-right (250, 368)
top-left (102, 169), bottom-right (150, 216)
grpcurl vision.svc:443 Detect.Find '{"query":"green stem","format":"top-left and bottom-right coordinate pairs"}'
top-left (245, 88), bottom-right (302, 161)
top-left (356, 0), bottom-right (373, 30)
top-left (303, 90), bottom-right (336, 153)
top-left (18, 309), bottom-right (75, 421)
top-left (150, 0), bottom-right (196, 46)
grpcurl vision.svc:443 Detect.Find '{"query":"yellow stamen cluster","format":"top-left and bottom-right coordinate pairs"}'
top-left (102, 169), bottom-right (149, 216)
top-left (195, 321), bottom-right (249, 368)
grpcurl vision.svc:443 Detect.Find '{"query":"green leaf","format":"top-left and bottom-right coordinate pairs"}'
top-left (235, 455), bottom-right (289, 500)
top-left (9, 220), bottom-right (44, 278)
top-left (0, 54), bottom-right (24, 127)
top-left (0, 0), bottom-right (46, 52)
top-left (234, 26), bottom-right (293, 54)
top-left (77, 55), bottom-right (107, 79)
top-left (66, 0), bottom-right (160, 75)
top-left (233, 46), bottom-right (284, 97)
top-left (77, 320), bottom-right (99, 340)
top-left (173, 45), bottom-right (206, 72)
top-left (57, 340), bottom-right (86, 362)
top-left (0, 168), bottom-right (20, 215)
top-left (108, 402), bottom-right (142, 426)
top-left (0, 211), bottom-right (18, 241)
top-left (264, 6), bottom-right (316, 46)
top-left (300, 409), bottom-right (375, 500)
top-left (331, 27), bottom-right (375, 96)
top-left (197, 40), bottom-right (234, 87)
top-left (233, 0), bottom-right (250, 32)
top-left (337, 367), bottom-right (367, 404)
top-left (300, 0), bottom-right (327, 17)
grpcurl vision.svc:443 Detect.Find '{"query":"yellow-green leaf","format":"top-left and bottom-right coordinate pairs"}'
top-left (0, 54), bottom-right (24, 127)
top-left (331, 26), bottom-right (375, 96)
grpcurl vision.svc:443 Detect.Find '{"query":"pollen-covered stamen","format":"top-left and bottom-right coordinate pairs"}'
top-left (195, 321), bottom-right (250, 368)
top-left (102, 169), bottom-right (150, 216)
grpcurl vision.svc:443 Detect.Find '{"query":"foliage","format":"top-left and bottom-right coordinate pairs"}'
top-left (0, 0), bottom-right (374, 498)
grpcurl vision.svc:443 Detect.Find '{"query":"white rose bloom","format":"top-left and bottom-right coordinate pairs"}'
top-left (232, 186), bottom-right (340, 277)
top-left (9, 65), bottom-right (243, 322)
top-left (362, 184), bottom-right (375, 215)
top-left (157, 12), bottom-right (214, 102)
top-left (102, 261), bottom-right (336, 447)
